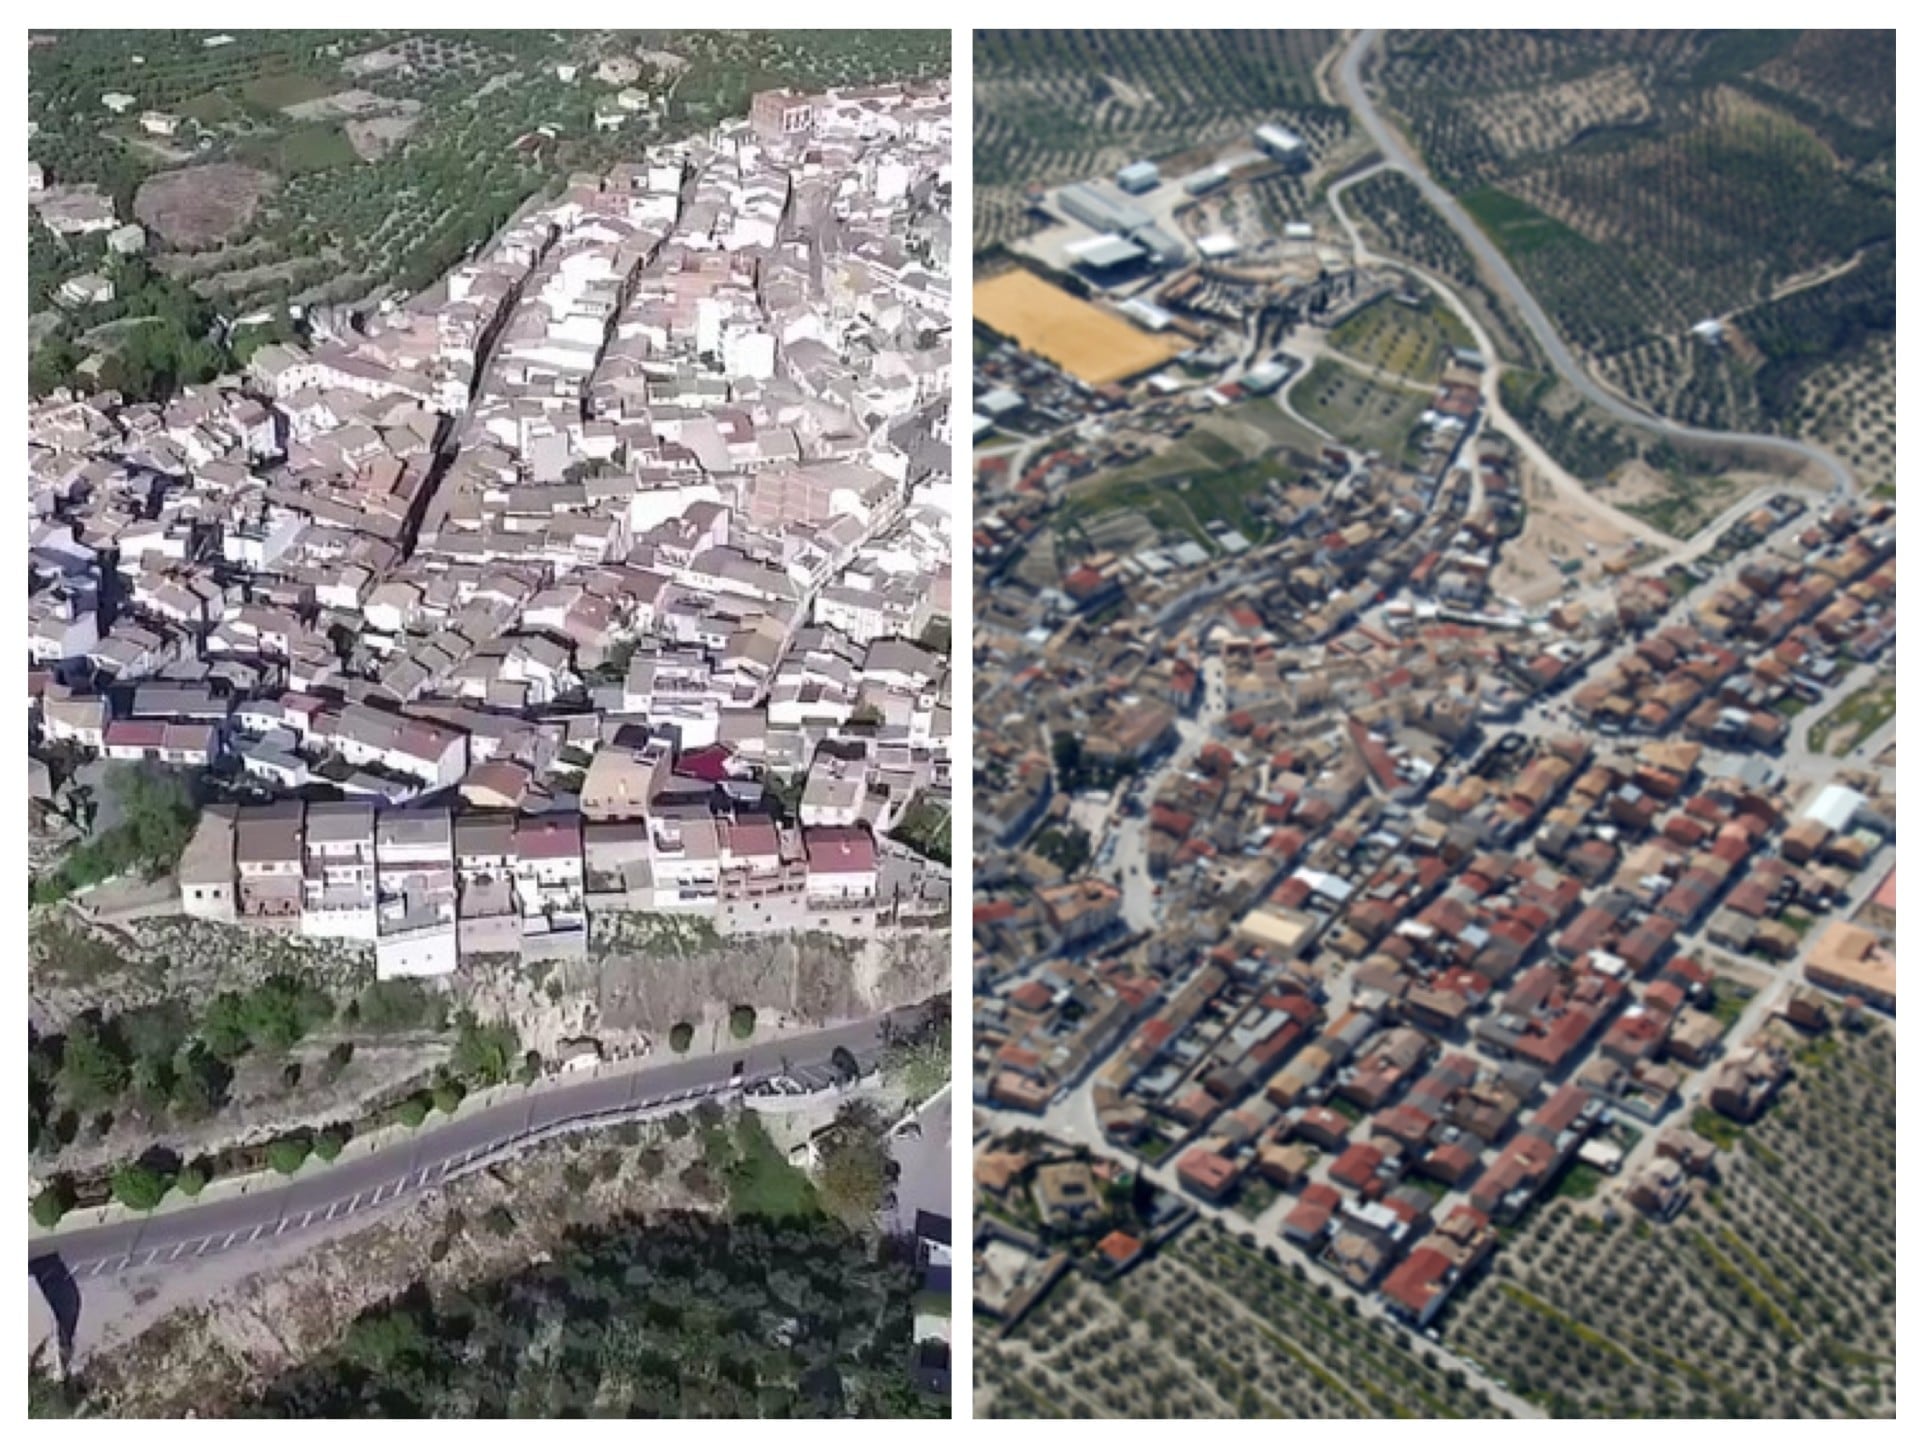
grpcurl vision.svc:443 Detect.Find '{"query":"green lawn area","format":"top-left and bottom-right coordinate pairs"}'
top-left (241, 71), bottom-right (340, 111)
top-left (1235, 1175), bottom-right (1281, 1221)
top-left (1807, 681), bottom-right (1895, 754)
top-left (1057, 451), bottom-right (1290, 550)
top-left (1709, 978), bottom-right (1753, 1029)
top-left (179, 90), bottom-right (246, 126)
top-left (1232, 398), bottom-right (1331, 456)
top-left (725, 1114), bottom-right (821, 1220)
top-left (1547, 1161), bottom-right (1604, 1202)
top-left (1327, 294), bottom-right (1471, 384)
top-left (1690, 1106), bottom-right (1746, 1150)
top-left (239, 123), bottom-right (359, 175)
top-left (1288, 357), bottom-right (1430, 459)
top-left (1460, 185), bottom-right (1594, 259)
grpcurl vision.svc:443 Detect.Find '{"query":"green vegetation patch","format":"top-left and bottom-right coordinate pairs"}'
top-left (30, 764), bottom-right (199, 904)
top-left (1288, 357), bottom-right (1431, 460)
top-left (1689, 1106), bottom-right (1746, 1150)
top-left (890, 796), bottom-right (952, 866)
top-left (240, 71), bottom-right (341, 112)
top-left (237, 1209), bottom-right (939, 1417)
top-left (1546, 1160), bottom-right (1604, 1202)
top-left (1057, 444), bottom-right (1291, 552)
top-left (1460, 186), bottom-right (1592, 258)
top-left (723, 1113), bottom-right (821, 1221)
top-left (1807, 680), bottom-right (1894, 755)
top-left (238, 123), bottom-right (359, 175)
top-left (1328, 292), bottom-right (1471, 383)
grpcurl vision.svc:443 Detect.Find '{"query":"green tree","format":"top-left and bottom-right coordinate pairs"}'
top-left (431, 1079), bottom-right (466, 1114)
top-left (175, 1161), bottom-right (210, 1197)
top-left (59, 1015), bottom-right (129, 1113)
top-left (314, 1130), bottom-right (346, 1163)
top-left (669, 1022), bottom-right (695, 1054)
top-left (170, 1044), bottom-right (233, 1120)
top-left (450, 1012), bottom-right (518, 1086)
top-left (729, 1005), bottom-right (757, 1040)
top-left (31, 1179), bottom-right (73, 1229)
top-left (267, 1137), bottom-right (312, 1175)
top-left (240, 974), bottom-right (335, 1052)
top-left (110, 1163), bottom-right (171, 1212)
top-left (814, 1099), bottom-right (892, 1225)
top-left (28, 335), bottom-right (81, 398)
top-left (354, 979), bottom-right (441, 1032)
top-left (397, 1096), bottom-right (431, 1128)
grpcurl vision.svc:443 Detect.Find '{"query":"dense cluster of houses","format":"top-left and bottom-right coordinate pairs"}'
top-left (974, 277), bottom-right (1896, 1329)
top-left (29, 82), bottom-right (955, 975)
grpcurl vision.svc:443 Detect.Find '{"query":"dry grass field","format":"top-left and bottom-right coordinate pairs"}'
top-left (974, 269), bottom-right (1186, 386)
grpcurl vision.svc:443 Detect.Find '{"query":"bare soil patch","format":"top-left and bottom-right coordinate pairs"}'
top-left (1494, 463), bottom-right (1642, 604)
top-left (133, 164), bottom-right (275, 250)
top-left (345, 114), bottom-right (419, 161)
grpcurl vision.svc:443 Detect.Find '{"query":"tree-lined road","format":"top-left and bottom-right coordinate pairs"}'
top-left (29, 1009), bottom-right (915, 1279)
top-left (1332, 30), bottom-right (1859, 500)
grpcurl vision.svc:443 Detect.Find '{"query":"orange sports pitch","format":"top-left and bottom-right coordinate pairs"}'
top-left (974, 269), bottom-right (1185, 386)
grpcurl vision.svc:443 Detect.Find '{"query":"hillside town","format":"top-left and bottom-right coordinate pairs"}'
top-left (29, 79), bottom-right (955, 979)
top-left (970, 119), bottom-right (1896, 1354)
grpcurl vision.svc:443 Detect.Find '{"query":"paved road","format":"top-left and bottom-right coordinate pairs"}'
top-left (29, 1010), bottom-right (914, 1278)
top-left (1333, 31), bottom-right (1858, 500)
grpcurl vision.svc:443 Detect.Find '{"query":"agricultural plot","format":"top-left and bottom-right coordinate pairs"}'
top-left (973, 29), bottom-right (1347, 251)
top-left (974, 269), bottom-right (1186, 386)
top-left (979, 1225), bottom-right (1510, 1419)
top-left (1289, 357), bottom-right (1431, 461)
top-left (1788, 333), bottom-right (1896, 496)
top-left (1055, 422), bottom-right (1295, 554)
top-left (1437, 1020), bottom-right (1896, 1418)
top-left (30, 29), bottom-right (948, 317)
top-left (1374, 29), bottom-right (1895, 443)
top-left (1338, 170), bottom-right (1540, 368)
top-left (1327, 294), bottom-right (1470, 385)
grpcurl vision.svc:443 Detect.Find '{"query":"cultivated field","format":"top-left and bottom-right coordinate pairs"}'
top-left (975, 269), bottom-right (1186, 386)
top-left (30, 29), bottom-right (949, 315)
top-left (1339, 170), bottom-right (1541, 368)
top-left (1374, 29), bottom-right (1895, 443)
top-left (979, 1224), bottom-right (1510, 1419)
top-left (1327, 294), bottom-right (1471, 385)
top-left (1289, 357), bottom-right (1430, 460)
top-left (1437, 1018), bottom-right (1896, 1418)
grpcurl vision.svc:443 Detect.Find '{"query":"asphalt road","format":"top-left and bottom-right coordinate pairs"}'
top-left (29, 1010), bottom-right (913, 1279)
top-left (1334, 31), bottom-right (1858, 499)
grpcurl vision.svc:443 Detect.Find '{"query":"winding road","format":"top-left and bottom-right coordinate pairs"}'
top-left (1332, 30), bottom-right (1859, 500)
top-left (29, 1009), bottom-right (914, 1279)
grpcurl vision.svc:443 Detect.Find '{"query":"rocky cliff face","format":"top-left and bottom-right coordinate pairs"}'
top-left (454, 915), bottom-right (951, 1059)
